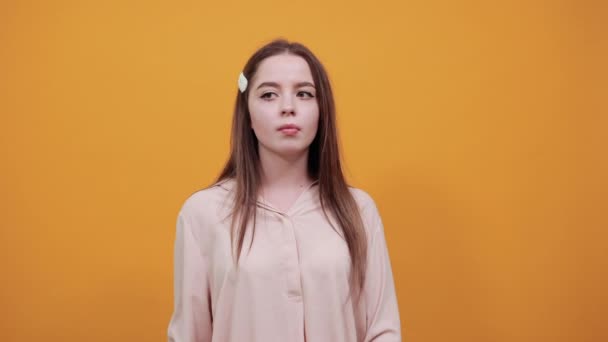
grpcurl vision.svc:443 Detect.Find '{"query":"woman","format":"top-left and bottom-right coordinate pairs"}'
top-left (167, 38), bottom-right (401, 342)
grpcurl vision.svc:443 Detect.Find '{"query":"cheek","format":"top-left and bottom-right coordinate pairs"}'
top-left (250, 115), bottom-right (269, 136)
top-left (248, 103), bottom-right (270, 132)
top-left (304, 104), bottom-right (320, 131)
top-left (249, 109), bottom-right (279, 144)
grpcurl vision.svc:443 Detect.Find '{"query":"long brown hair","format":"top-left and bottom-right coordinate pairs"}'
top-left (214, 38), bottom-right (367, 304)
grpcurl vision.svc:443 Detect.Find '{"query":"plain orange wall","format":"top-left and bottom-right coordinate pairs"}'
top-left (1, 0), bottom-right (606, 341)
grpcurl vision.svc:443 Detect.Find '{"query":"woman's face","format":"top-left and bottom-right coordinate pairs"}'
top-left (247, 54), bottom-right (319, 159)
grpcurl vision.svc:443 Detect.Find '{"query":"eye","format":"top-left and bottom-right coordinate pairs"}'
top-left (298, 91), bottom-right (315, 98)
top-left (260, 92), bottom-right (276, 100)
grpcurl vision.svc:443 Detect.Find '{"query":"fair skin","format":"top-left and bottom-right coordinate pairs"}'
top-left (247, 53), bottom-right (320, 212)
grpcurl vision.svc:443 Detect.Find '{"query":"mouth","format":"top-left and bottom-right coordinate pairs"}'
top-left (278, 124), bottom-right (301, 136)
top-left (277, 123), bottom-right (301, 131)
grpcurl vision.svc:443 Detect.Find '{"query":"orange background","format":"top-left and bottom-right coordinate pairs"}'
top-left (1, 0), bottom-right (606, 341)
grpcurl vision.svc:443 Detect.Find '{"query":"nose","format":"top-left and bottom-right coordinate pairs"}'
top-left (281, 95), bottom-right (295, 116)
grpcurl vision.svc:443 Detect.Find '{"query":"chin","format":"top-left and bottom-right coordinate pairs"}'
top-left (272, 145), bottom-right (309, 157)
top-left (258, 140), bottom-right (312, 157)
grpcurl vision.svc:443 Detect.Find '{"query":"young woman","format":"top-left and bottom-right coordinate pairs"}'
top-left (167, 39), bottom-right (401, 342)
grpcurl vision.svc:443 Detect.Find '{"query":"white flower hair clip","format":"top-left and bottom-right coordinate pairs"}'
top-left (238, 72), bottom-right (248, 93)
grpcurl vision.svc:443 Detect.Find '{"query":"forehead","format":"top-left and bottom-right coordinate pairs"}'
top-left (252, 54), bottom-right (314, 84)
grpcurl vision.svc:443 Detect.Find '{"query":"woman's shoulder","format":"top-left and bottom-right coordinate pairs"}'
top-left (178, 178), bottom-right (234, 221)
top-left (347, 185), bottom-right (378, 212)
top-left (347, 185), bottom-right (384, 233)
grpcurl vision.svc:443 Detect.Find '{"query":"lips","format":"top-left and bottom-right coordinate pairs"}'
top-left (277, 123), bottom-right (301, 131)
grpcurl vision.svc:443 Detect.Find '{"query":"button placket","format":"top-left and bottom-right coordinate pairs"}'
top-left (282, 215), bottom-right (303, 301)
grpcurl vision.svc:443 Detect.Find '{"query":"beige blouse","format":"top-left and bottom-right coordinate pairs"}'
top-left (167, 177), bottom-right (401, 342)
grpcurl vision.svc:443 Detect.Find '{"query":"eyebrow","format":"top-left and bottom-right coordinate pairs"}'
top-left (256, 81), bottom-right (316, 90)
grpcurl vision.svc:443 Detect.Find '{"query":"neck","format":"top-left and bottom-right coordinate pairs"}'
top-left (258, 145), bottom-right (314, 190)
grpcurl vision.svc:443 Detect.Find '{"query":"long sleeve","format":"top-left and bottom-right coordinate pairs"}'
top-left (167, 203), bottom-right (212, 342)
top-left (363, 201), bottom-right (402, 342)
